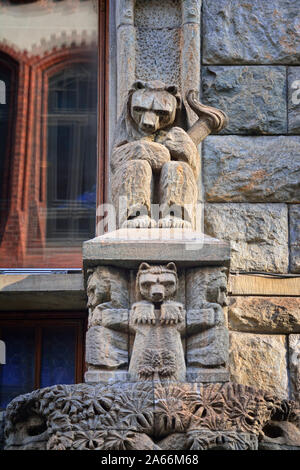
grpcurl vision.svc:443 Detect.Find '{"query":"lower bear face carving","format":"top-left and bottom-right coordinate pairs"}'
top-left (137, 262), bottom-right (178, 303)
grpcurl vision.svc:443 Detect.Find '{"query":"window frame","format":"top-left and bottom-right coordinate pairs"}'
top-left (0, 311), bottom-right (87, 391)
top-left (0, 51), bottom-right (18, 242)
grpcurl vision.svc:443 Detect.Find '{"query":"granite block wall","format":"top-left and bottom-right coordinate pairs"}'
top-left (201, 0), bottom-right (300, 401)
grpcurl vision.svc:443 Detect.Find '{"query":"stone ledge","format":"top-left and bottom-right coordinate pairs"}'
top-left (0, 274), bottom-right (86, 311)
top-left (83, 229), bottom-right (230, 282)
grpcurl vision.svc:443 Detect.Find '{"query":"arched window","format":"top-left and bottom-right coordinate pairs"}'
top-left (0, 72), bottom-right (9, 208)
top-left (0, 53), bottom-right (17, 244)
top-left (46, 62), bottom-right (97, 245)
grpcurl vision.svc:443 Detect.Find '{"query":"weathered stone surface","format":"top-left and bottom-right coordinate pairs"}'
top-left (5, 381), bottom-right (296, 450)
top-left (205, 204), bottom-right (289, 273)
top-left (229, 297), bottom-right (300, 333)
top-left (288, 67), bottom-right (300, 134)
top-left (229, 274), bottom-right (300, 296)
top-left (289, 335), bottom-right (300, 401)
top-left (203, 0), bottom-right (300, 64)
top-left (260, 421), bottom-right (300, 449)
top-left (85, 326), bottom-right (128, 369)
top-left (111, 80), bottom-right (227, 230)
top-left (186, 369), bottom-right (229, 383)
top-left (202, 66), bottom-right (287, 134)
top-left (203, 136), bottom-right (300, 203)
top-left (0, 411), bottom-right (4, 451)
top-left (229, 332), bottom-right (288, 399)
top-left (83, 229), bottom-right (230, 274)
top-left (291, 247), bottom-right (300, 274)
top-left (187, 327), bottom-right (229, 368)
top-left (135, 0), bottom-right (181, 84)
top-left (289, 205), bottom-right (300, 273)
top-left (129, 262), bottom-right (186, 382)
top-left (185, 267), bottom-right (229, 373)
top-left (85, 266), bottom-right (129, 381)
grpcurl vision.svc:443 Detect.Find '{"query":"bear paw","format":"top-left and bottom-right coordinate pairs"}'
top-left (123, 215), bottom-right (157, 229)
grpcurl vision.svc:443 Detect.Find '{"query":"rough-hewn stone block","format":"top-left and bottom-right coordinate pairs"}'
top-left (229, 332), bottom-right (288, 398)
top-left (85, 326), bottom-right (128, 369)
top-left (204, 203), bottom-right (289, 273)
top-left (202, 66), bottom-right (287, 134)
top-left (290, 205), bottom-right (300, 273)
top-left (203, 136), bottom-right (300, 203)
top-left (289, 334), bottom-right (300, 401)
top-left (229, 297), bottom-right (300, 333)
top-left (203, 0), bottom-right (300, 64)
top-left (288, 67), bottom-right (300, 134)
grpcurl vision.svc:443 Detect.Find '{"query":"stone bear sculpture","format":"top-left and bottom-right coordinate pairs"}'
top-left (85, 266), bottom-right (129, 381)
top-left (111, 80), bottom-right (228, 229)
top-left (129, 262), bottom-right (186, 381)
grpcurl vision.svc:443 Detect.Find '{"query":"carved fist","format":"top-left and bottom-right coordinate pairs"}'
top-left (160, 301), bottom-right (185, 325)
top-left (88, 305), bottom-right (102, 328)
top-left (162, 127), bottom-right (200, 178)
top-left (200, 302), bottom-right (225, 327)
top-left (131, 301), bottom-right (156, 325)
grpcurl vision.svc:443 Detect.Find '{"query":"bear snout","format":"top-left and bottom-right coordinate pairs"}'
top-left (150, 285), bottom-right (165, 302)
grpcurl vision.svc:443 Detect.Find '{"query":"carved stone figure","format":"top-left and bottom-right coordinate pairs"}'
top-left (129, 262), bottom-right (186, 381)
top-left (186, 268), bottom-right (229, 377)
top-left (4, 382), bottom-right (299, 450)
top-left (111, 80), bottom-right (228, 229)
top-left (85, 266), bottom-right (129, 381)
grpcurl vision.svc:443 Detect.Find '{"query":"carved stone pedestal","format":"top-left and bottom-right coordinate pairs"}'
top-left (4, 228), bottom-right (300, 450)
top-left (4, 381), bottom-right (299, 450)
top-left (82, 228), bottom-right (231, 386)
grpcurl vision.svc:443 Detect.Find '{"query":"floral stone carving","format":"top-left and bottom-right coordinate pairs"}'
top-left (111, 80), bottom-right (228, 229)
top-left (4, 382), bottom-right (300, 450)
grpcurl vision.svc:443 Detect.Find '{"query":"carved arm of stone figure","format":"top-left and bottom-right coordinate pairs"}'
top-left (86, 267), bottom-right (129, 373)
top-left (162, 127), bottom-right (200, 179)
top-left (186, 302), bottom-right (225, 336)
top-left (186, 90), bottom-right (228, 146)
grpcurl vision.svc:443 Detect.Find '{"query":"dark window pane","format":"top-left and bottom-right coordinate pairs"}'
top-left (0, 328), bottom-right (35, 408)
top-left (46, 63), bottom-right (97, 244)
top-left (40, 326), bottom-right (76, 388)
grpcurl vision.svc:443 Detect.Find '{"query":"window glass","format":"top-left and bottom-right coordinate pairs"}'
top-left (46, 64), bottom-right (97, 244)
top-left (0, 317), bottom-right (85, 409)
top-left (0, 70), bottom-right (9, 204)
top-left (0, 0), bottom-right (99, 268)
top-left (40, 326), bottom-right (76, 387)
top-left (0, 327), bottom-right (35, 409)
top-left (0, 65), bottom-right (12, 244)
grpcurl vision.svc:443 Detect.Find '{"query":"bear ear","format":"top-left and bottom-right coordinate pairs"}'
top-left (166, 85), bottom-right (178, 95)
top-left (132, 80), bottom-right (146, 91)
top-left (138, 262), bottom-right (151, 272)
top-left (166, 262), bottom-right (177, 273)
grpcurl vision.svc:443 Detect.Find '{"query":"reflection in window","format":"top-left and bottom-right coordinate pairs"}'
top-left (0, 321), bottom-right (83, 409)
top-left (0, 68), bottom-right (11, 240)
top-left (0, 328), bottom-right (35, 409)
top-left (40, 326), bottom-right (76, 388)
top-left (46, 63), bottom-right (97, 244)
